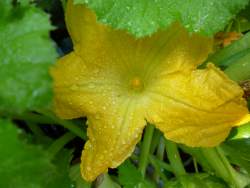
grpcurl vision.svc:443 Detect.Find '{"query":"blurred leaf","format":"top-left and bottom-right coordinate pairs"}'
top-left (228, 122), bottom-right (250, 140)
top-left (222, 123), bottom-right (250, 174)
top-left (239, 2), bottom-right (250, 21)
top-left (98, 174), bottom-right (120, 188)
top-left (0, 1), bottom-right (57, 114)
top-left (0, 118), bottom-right (73, 188)
top-left (75, 0), bottom-right (249, 37)
top-left (118, 160), bottom-right (156, 188)
top-left (208, 31), bottom-right (250, 81)
top-left (69, 164), bottom-right (91, 188)
top-left (165, 174), bottom-right (227, 188)
top-left (209, 32), bottom-right (250, 68)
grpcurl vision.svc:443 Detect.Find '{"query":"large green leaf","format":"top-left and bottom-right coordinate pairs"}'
top-left (74, 0), bottom-right (250, 37)
top-left (0, 1), bottom-right (57, 114)
top-left (0, 119), bottom-right (73, 188)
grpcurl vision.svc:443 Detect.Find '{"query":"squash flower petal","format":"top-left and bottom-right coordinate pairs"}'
top-left (51, 0), bottom-right (250, 181)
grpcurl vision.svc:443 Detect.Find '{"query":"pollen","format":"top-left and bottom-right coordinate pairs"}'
top-left (130, 77), bottom-right (144, 90)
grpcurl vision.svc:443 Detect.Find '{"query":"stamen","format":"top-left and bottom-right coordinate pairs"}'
top-left (130, 77), bottom-right (143, 90)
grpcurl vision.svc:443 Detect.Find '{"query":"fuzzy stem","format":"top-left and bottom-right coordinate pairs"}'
top-left (165, 139), bottom-right (186, 177)
top-left (201, 147), bottom-right (250, 188)
top-left (138, 124), bottom-right (154, 177)
top-left (48, 132), bottom-right (75, 159)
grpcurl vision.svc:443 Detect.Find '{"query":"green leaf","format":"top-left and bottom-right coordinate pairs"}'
top-left (165, 174), bottom-right (227, 188)
top-left (0, 119), bottom-right (73, 188)
top-left (0, 1), bottom-right (57, 114)
top-left (209, 32), bottom-right (250, 68)
top-left (239, 2), bottom-right (250, 21)
top-left (98, 174), bottom-right (121, 188)
top-left (69, 165), bottom-right (92, 188)
top-left (118, 160), bottom-right (156, 188)
top-left (74, 0), bottom-right (250, 37)
top-left (222, 123), bottom-right (250, 174)
top-left (208, 31), bottom-right (250, 81)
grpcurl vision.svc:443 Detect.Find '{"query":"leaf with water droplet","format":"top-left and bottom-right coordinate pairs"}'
top-left (0, 1), bottom-right (57, 114)
top-left (73, 0), bottom-right (249, 37)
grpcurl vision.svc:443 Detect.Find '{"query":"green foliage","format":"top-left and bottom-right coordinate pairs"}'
top-left (0, 1), bottom-right (57, 114)
top-left (223, 123), bottom-right (250, 174)
top-left (69, 165), bottom-right (91, 188)
top-left (74, 0), bottom-right (250, 37)
top-left (98, 174), bottom-right (121, 188)
top-left (209, 32), bottom-right (250, 68)
top-left (0, 119), bottom-right (73, 188)
top-left (208, 31), bottom-right (250, 81)
top-left (118, 160), bottom-right (156, 188)
top-left (165, 174), bottom-right (227, 188)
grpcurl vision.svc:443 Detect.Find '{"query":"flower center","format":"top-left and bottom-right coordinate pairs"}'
top-left (130, 77), bottom-right (144, 91)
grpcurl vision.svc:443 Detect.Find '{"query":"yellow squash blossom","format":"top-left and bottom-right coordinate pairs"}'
top-left (51, 0), bottom-right (250, 181)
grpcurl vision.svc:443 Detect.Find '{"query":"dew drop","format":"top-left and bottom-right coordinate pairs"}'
top-left (95, 114), bottom-right (101, 120)
top-left (70, 84), bottom-right (78, 91)
top-left (88, 84), bottom-right (95, 89)
top-left (126, 6), bottom-right (131, 10)
top-left (93, 69), bottom-right (100, 74)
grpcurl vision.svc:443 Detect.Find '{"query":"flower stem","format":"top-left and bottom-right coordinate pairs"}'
top-left (153, 136), bottom-right (166, 181)
top-left (49, 115), bottom-right (87, 140)
top-left (149, 155), bottom-right (168, 183)
top-left (201, 147), bottom-right (230, 180)
top-left (165, 139), bottom-right (186, 177)
top-left (150, 155), bottom-right (173, 173)
top-left (38, 110), bottom-right (87, 140)
top-left (216, 147), bottom-right (250, 188)
top-left (200, 147), bottom-right (250, 188)
top-left (26, 122), bottom-right (44, 137)
top-left (138, 124), bottom-right (154, 177)
top-left (193, 157), bottom-right (199, 173)
top-left (48, 132), bottom-right (75, 159)
top-left (13, 112), bottom-right (56, 124)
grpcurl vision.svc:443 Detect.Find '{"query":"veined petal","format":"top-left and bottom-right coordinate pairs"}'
top-left (146, 64), bottom-right (249, 147)
top-left (51, 51), bottom-right (126, 119)
top-left (81, 98), bottom-right (146, 181)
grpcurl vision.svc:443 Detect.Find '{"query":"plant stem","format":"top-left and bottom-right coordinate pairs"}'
top-left (165, 139), bottom-right (186, 177)
top-left (200, 147), bottom-right (250, 188)
top-left (216, 147), bottom-right (250, 188)
top-left (11, 110), bottom-right (87, 140)
top-left (150, 155), bottom-right (173, 173)
top-left (150, 130), bottom-right (161, 153)
top-left (193, 157), bottom-right (199, 173)
top-left (48, 132), bottom-right (75, 159)
top-left (138, 124), bottom-right (154, 177)
top-left (156, 136), bottom-right (165, 160)
top-left (50, 115), bottom-right (87, 140)
top-left (153, 136), bottom-right (166, 181)
top-left (26, 122), bottom-right (44, 137)
top-left (201, 147), bottom-right (230, 181)
top-left (149, 156), bottom-right (168, 183)
top-left (39, 110), bottom-right (87, 140)
top-left (14, 112), bottom-right (56, 124)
